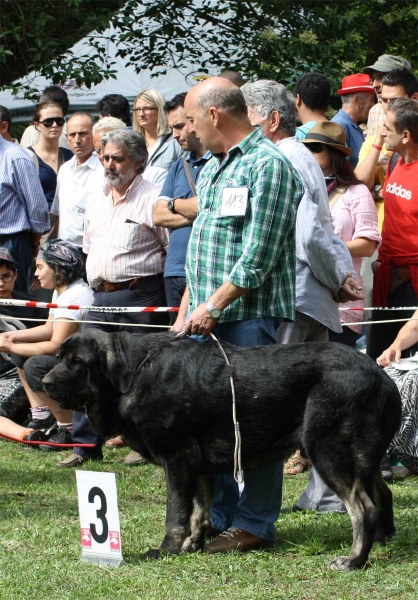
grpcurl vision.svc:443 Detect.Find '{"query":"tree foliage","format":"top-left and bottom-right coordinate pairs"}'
top-left (0, 0), bottom-right (125, 93)
top-left (1, 0), bottom-right (417, 98)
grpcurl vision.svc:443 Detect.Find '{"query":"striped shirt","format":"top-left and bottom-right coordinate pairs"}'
top-left (83, 174), bottom-right (169, 289)
top-left (186, 126), bottom-right (303, 323)
top-left (0, 136), bottom-right (49, 234)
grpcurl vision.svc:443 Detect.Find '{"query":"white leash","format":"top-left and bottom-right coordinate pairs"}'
top-left (209, 332), bottom-right (243, 484)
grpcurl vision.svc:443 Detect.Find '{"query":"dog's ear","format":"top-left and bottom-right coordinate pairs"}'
top-left (99, 336), bottom-right (136, 395)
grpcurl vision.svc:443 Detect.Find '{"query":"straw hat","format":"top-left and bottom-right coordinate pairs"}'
top-left (301, 121), bottom-right (352, 156)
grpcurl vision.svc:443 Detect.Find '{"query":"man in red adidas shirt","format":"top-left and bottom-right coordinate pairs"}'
top-left (368, 98), bottom-right (418, 359)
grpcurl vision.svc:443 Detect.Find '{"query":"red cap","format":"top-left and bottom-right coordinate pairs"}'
top-left (337, 74), bottom-right (374, 95)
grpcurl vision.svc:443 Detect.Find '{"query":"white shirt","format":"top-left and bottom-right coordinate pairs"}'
top-left (51, 154), bottom-right (104, 248)
top-left (83, 175), bottom-right (169, 289)
top-left (50, 279), bottom-right (94, 328)
top-left (143, 165), bottom-right (168, 188)
top-left (276, 137), bottom-right (354, 332)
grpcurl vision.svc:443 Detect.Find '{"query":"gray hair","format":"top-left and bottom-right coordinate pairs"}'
top-left (101, 129), bottom-right (148, 175)
top-left (196, 87), bottom-right (248, 119)
top-left (241, 80), bottom-right (297, 135)
top-left (341, 92), bottom-right (371, 106)
top-left (92, 117), bottom-right (127, 134)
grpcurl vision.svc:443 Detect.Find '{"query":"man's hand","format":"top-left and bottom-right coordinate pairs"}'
top-left (171, 313), bottom-right (187, 333)
top-left (183, 303), bottom-right (218, 336)
top-left (338, 274), bottom-right (364, 303)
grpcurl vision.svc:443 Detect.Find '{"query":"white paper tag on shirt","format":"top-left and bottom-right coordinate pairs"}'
top-left (220, 187), bottom-right (248, 216)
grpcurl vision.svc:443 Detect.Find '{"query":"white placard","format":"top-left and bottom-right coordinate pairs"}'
top-left (220, 186), bottom-right (248, 216)
top-left (76, 471), bottom-right (124, 566)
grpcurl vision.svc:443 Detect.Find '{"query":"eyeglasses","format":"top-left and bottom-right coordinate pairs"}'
top-left (307, 142), bottom-right (327, 153)
top-left (0, 272), bottom-right (15, 283)
top-left (37, 117), bottom-right (65, 128)
top-left (133, 106), bottom-right (157, 114)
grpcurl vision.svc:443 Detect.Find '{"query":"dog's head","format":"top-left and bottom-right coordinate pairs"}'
top-left (43, 329), bottom-right (140, 417)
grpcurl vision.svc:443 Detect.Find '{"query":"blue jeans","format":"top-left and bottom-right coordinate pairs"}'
top-left (209, 318), bottom-right (283, 541)
top-left (164, 276), bottom-right (186, 325)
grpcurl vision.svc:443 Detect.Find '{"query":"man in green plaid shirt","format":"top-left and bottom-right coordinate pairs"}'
top-left (173, 77), bottom-right (303, 553)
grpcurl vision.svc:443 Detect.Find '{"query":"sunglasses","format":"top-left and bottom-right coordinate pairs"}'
top-left (38, 117), bottom-right (65, 128)
top-left (307, 142), bottom-right (327, 153)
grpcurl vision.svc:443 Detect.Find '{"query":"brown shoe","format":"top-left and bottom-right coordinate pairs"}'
top-left (124, 450), bottom-right (148, 466)
top-left (203, 527), bottom-right (273, 553)
top-left (56, 453), bottom-right (88, 468)
top-left (105, 435), bottom-right (125, 448)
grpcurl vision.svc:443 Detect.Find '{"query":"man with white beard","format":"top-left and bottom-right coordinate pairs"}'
top-left (58, 129), bottom-right (169, 468)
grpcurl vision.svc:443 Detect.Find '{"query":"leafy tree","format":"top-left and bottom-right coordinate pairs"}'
top-left (1, 0), bottom-right (417, 98)
top-left (0, 0), bottom-right (125, 93)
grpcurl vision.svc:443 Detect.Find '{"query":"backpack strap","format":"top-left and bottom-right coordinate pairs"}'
top-left (389, 152), bottom-right (400, 175)
top-left (182, 157), bottom-right (197, 196)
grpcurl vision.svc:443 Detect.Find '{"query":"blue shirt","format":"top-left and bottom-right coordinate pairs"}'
top-left (0, 136), bottom-right (49, 234)
top-left (159, 151), bottom-right (211, 277)
top-left (331, 109), bottom-right (364, 169)
top-left (295, 120), bottom-right (317, 140)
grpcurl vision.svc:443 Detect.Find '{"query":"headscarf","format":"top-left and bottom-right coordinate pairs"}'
top-left (38, 239), bottom-right (84, 278)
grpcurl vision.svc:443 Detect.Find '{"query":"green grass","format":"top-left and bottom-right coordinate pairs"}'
top-left (0, 441), bottom-right (417, 600)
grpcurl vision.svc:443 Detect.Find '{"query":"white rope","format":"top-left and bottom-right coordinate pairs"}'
top-left (209, 332), bottom-right (243, 484)
top-left (0, 315), bottom-right (171, 328)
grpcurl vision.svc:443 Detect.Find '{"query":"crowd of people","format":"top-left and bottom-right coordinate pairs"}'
top-left (0, 57), bottom-right (417, 553)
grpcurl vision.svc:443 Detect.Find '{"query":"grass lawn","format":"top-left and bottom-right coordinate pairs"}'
top-left (0, 441), bottom-right (417, 600)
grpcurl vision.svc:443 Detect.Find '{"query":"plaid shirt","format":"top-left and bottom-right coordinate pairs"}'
top-left (185, 127), bottom-right (303, 322)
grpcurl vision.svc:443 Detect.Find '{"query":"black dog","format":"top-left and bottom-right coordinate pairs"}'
top-left (43, 329), bottom-right (402, 570)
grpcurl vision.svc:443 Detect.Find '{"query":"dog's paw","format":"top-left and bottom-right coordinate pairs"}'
top-left (181, 535), bottom-right (204, 553)
top-left (328, 556), bottom-right (362, 571)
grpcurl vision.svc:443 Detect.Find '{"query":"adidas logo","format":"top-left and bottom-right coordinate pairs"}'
top-left (385, 182), bottom-right (412, 200)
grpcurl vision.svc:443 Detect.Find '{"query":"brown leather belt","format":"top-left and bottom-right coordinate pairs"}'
top-left (95, 274), bottom-right (162, 293)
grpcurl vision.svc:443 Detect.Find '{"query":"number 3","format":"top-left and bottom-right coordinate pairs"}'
top-left (89, 486), bottom-right (109, 544)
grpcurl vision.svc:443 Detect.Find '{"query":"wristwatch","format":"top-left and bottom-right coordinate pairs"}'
top-left (167, 198), bottom-right (176, 213)
top-left (205, 300), bottom-right (222, 319)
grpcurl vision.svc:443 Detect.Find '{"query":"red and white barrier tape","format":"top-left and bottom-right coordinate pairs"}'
top-left (0, 299), bottom-right (178, 313)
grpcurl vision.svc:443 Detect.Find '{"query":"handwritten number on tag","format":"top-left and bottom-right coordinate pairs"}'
top-left (89, 486), bottom-right (109, 544)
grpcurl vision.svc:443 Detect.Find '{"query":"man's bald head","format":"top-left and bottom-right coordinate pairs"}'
top-left (187, 77), bottom-right (248, 120)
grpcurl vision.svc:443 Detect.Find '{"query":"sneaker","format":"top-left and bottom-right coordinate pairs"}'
top-left (23, 429), bottom-right (48, 444)
top-left (26, 411), bottom-right (56, 431)
top-left (39, 426), bottom-right (73, 452)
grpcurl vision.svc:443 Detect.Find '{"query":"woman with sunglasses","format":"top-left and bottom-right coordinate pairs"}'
top-left (132, 89), bottom-right (184, 170)
top-left (293, 121), bottom-right (381, 514)
top-left (0, 240), bottom-right (93, 450)
top-left (28, 102), bottom-right (73, 210)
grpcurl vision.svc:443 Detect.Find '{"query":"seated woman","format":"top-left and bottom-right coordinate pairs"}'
top-left (377, 311), bottom-right (418, 476)
top-left (0, 240), bottom-right (93, 449)
top-left (0, 247), bottom-right (48, 424)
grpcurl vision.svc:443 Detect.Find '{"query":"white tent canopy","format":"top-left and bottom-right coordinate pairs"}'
top-left (0, 31), bottom-right (215, 122)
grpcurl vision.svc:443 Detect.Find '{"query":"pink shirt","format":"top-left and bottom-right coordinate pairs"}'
top-left (331, 184), bottom-right (381, 333)
top-left (84, 174), bottom-right (169, 289)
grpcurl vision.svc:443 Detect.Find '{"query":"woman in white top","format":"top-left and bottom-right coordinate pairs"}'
top-left (132, 88), bottom-right (184, 170)
top-left (0, 240), bottom-right (93, 448)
